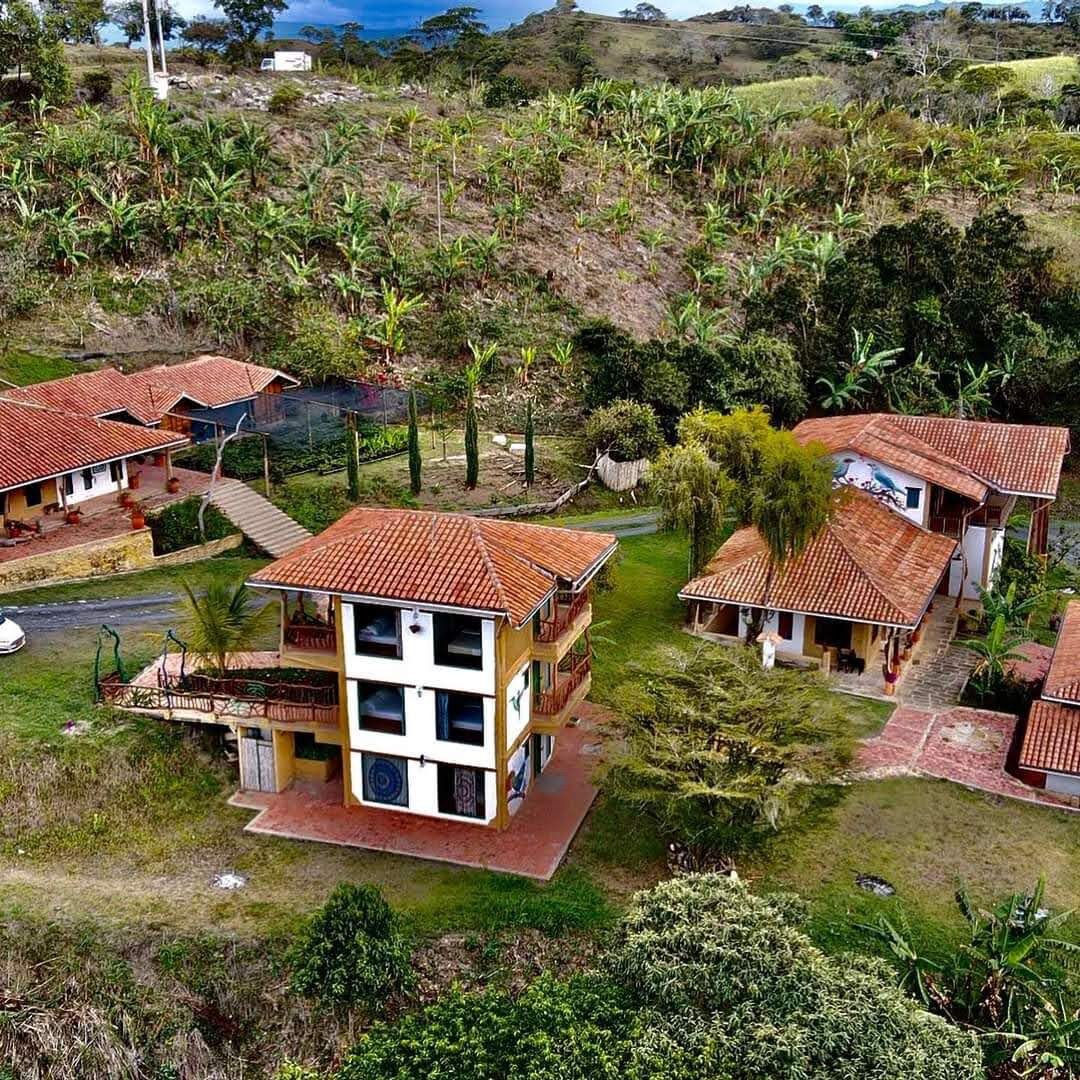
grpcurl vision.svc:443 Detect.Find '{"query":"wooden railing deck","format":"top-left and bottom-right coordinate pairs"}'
top-left (535, 591), bottom-right (589, 644)
top-left (283, 622), bottom-right (337, 652)
top-left (534, 653), bottom-right (591, 716)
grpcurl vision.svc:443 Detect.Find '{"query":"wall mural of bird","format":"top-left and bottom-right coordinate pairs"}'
top-left (507, 745), bottom-right (530, 804)
top-left (864, 461), bottom-right (905, 507)
top-left (832, 456), bottom-right (855, 481)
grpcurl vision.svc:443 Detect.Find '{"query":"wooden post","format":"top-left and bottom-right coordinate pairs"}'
top-left (262, 434), bottom-right (272, 496)
top-left (165, 450), bottom-right (174, 481)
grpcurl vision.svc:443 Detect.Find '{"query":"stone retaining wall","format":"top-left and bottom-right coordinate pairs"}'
top-left (0, 530), bottom-right (243, 593)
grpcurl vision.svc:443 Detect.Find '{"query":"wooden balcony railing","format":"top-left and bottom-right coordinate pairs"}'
top-left (99, 672), bottom-right (339, 727)
top-left (535, 591), bottom-right (589, 644)
top-left (284, 621), bottom-right (337, 652)
top-left (928, 515), bottom-right (964, 538)
top-left (534, 652), bottom-right (591, 716)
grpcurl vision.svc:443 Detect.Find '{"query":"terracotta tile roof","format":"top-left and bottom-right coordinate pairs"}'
top-left (793, 414), bottom-right (1069, 500)
top-left (0, 399), bottom-right (188, 492)
top-left (4, 356), bottom-right (297, 425)
top-left (1043, 600), bottom-right (1080, 705)
top-left (1019, 700), bottom-right (1080, 775)
top-left (249, 509), bottom-right (618, 627)
top-left (680, 489), bottom-right (956, 628)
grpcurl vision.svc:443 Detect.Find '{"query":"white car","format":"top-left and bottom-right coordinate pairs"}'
top-left (0, 609), bottom-right (25, 654)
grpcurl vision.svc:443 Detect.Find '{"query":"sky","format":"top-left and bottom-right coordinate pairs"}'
top-left (168, 0), bottom-right (920, 35)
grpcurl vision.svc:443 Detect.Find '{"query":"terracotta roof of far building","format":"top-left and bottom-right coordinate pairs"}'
top-left (1042, 600), bottom-right (1080, 706)
top-left (793, 414), bottom-right (1069, 500)
top-left (1018, 700), bottom-right (1080, 776)
top-left (0, 399), bottom-right (188, 492)
top-left (249, 509), bottom-right (618, 627)
top-left (680, 489), bottom-right (957, 628)
top-left (4, 355), bottom-right (297, 425)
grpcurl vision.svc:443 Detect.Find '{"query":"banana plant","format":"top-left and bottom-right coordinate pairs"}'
top-left (373, 281), bottom-right (426, 361)
top-left (818, 329), bottom-right (902, 411)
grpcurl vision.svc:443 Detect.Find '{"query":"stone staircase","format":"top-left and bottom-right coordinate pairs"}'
top-left (209, 479), bottom-right (310, 558)
top-left (897, 602), bottom-right (977, 710)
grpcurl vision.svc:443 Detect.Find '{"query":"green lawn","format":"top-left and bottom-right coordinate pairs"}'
top-left (0, 350), bottom-right (81, 387)
top-left (753, 776), bottom-right (1080, 958)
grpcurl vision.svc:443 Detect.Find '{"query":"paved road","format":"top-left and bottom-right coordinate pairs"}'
top-left (6, 511), bottom-right (662, 636)
top-left (5, 593), bottom-right (188, 634)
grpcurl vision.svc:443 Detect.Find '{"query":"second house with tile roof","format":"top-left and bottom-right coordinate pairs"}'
top-left (681, 414), bottom-right (1070, 693)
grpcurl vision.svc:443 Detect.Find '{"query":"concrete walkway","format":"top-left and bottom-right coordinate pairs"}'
top-left (897, 604), bottom-right (977, 709)
top-left (210, 478), bottom-right (310, 557)
top-left (856, 705), bottom-right (1080, 812)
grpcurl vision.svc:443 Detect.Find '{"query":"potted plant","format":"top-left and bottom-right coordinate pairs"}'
top-left (130, 503), bottom-right (146, 530)
top-left (166, 475), bottom-right (180, 494)
top-left (65, 508), bottom-right (82, 525)
top-left (128, 470), bottom-right (141, 490)
top-left (152, 452), bottom-right (166, 467)
top-left (883, 668), bottom-right (899, 696)
top-left (118, 489), bottom-right (134, 508)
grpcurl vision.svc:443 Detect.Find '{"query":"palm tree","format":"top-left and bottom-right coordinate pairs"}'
top-left (180, 578), bottom-right (274, 677)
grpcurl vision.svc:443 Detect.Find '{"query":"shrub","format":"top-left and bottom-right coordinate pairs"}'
top-left (80, 70), bottom-right (112, 104)
top-left (287, 884), bottom-right (413, 1011)
top-left (273, 481), bottom-right (354, 533)
top-left (607, 874), bottom-right (984, 1080)
top-left (999, 536), bottom-right (1045, 604)
top-left (482, 74), bottom-right (532, 108)
top-left (28, 40), bottom-right (72, 104)
top-left (268, 82), bottom-right (304, 115)
top-left (148, 496), bottom-right (235, 556)
top-left (585, 400), bottom-right (663, 462)
top-left (268, 302), bottom-right (363, 384)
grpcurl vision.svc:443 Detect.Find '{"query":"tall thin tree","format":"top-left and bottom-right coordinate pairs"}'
top-left (464, 384), bottom-right (479, 490)
top-left (407, 388), bottom-right (422, 495)
top-left (524, 400), bottom-right (535, 487)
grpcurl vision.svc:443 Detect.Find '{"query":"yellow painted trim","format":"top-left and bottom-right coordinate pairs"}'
top-left (530, 603), bottom-right (593, 664)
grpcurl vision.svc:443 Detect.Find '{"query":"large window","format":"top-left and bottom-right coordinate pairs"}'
top-left (361, 752), bottom-right (409, 807)
top-left (433, 612), bottom-right (483, 670)
top-left (435, 690), bottom-right (485, 746)
top-left (777, 610), bottom-right (794, 640)
top-left (353, 603), bottom-right (401, 659)
top-left (23, 482), bottom-right (42, 508)
top-left (437, 763), bottom-right (486, 819)
top-left (356, 681), bottom-right (405, 736)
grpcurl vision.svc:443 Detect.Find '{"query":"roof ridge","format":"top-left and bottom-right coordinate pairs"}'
top-left (468, 515), bottom-right (513, 616)
top-left (871, 414), bottom-right (985, 485)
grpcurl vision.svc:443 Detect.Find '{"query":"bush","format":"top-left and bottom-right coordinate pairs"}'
top-left (268, 82), bottom-right (304, 115)
top-left (999, 536), bottom-right (1045, 604)
top-left (585, 400), bottom-right (663, 462)
top-left (337, 875), bottom-right (981, 1080)
top-left (607, 874), bottom-right (984, 1080)
top-left (287, 884), bottom-right (413, 1011)
top-left (28, 40), bottom-right (72, 104)
top-left (148, 496), bottom-right (235, 555)
top-left (80, 70), bottom-right (112, 104)
top-left (482, 74), bottom-right (532, 108)
top-left (268, 302), bottom-right (363, 384)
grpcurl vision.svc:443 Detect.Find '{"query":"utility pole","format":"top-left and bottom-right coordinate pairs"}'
top-left (154, 0), bottom-right (168, 76)
top-left (140, 0), bottom-right (168, 99)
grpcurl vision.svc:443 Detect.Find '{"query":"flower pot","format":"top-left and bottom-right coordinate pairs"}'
top-left (152, 453), bottom-right (166, 467)
top-left (119, 491), bottom-right (134, 508)
top-left (130, 510), bottom-right (146, 530)
top-left (128, 471), bottom-right (141, 490)
top-left (65, 510), bottom-right (82, 525)
top-left (883, 680), bottom-right (896, 696)
top-left (166, 476), bottom-right (180, 494)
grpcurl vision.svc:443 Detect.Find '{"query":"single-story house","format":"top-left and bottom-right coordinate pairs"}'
top-left (0, 398), bottom-right (188, 530)
top-left (681, 489), bottom-right (957, 687)
top-left (2, 355), bottom-right (297, 442)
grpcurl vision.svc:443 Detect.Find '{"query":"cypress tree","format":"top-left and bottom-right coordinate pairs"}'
top-left (464, 385), bottom-right (479, 489)
top-left (407, 388), bottom-right (421, 495)
top-left (524, 400), bottom-right (535, 487)
top-left (345, 411), bottom-right (361, 500)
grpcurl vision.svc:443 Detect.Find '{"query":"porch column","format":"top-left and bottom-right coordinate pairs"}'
top-left (165, 449), bottom-right (175, 481)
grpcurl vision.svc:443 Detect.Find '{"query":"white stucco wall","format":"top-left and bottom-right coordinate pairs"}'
top-left (1046, 771), bottom-right (1080, 796)
top-left (63, 458), bottom-right (128, 506)
top-left (342, 599), bottom-right (499, 825)
top-left (735, 606), bottom-right (806, 656)
top-left (505, 661), bottom-right (531, 750)
top-left (349, 751), bottom-right (499, 825)
top-left (830, 452), bottom-right (926, 525)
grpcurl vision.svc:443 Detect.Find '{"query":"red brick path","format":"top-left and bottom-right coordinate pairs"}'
top-left (856, 705), bottom-right (1078, 811)
top-left (231, 703), bottom-right (611, 881)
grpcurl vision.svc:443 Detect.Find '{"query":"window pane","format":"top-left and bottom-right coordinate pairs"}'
top-left (354, 604), bottom-right (401, 659)
top-left (357, 682), bottom-right (405, 736)
top-left (433, 613), bottom-right (484, 670)
top-left (436, 691), bottom-right (485, 746)
top-left (437, 764), bottom-right (485, 818)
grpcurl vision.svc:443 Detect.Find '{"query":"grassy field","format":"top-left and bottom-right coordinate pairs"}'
top-left (733, 74), bottom-right (833, 108)
top-left (973, 53), bottom-right (1080, 94)
top-left (0, 349), bottom-right (81, 387)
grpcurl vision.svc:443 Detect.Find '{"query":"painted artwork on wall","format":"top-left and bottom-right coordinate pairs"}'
top-left (833, 455), bottom-right (912, 513)
top-left (506, 740), bottom-right (531, 814)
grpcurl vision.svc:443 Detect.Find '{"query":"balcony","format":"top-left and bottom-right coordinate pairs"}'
top-left (533, 651), bottom-right (591, 728)
top-left (99, 651), bottom-right (340, 729)
top-left (533, 592), bottom-right (592, 661)
top-left (284, 621), bottom-right (338, 653)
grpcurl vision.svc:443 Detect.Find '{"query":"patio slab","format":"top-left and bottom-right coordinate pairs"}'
top-left (855, 705), bottom-right (1080, 812)
top-left (231, 702), bottom-right (611, 881)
